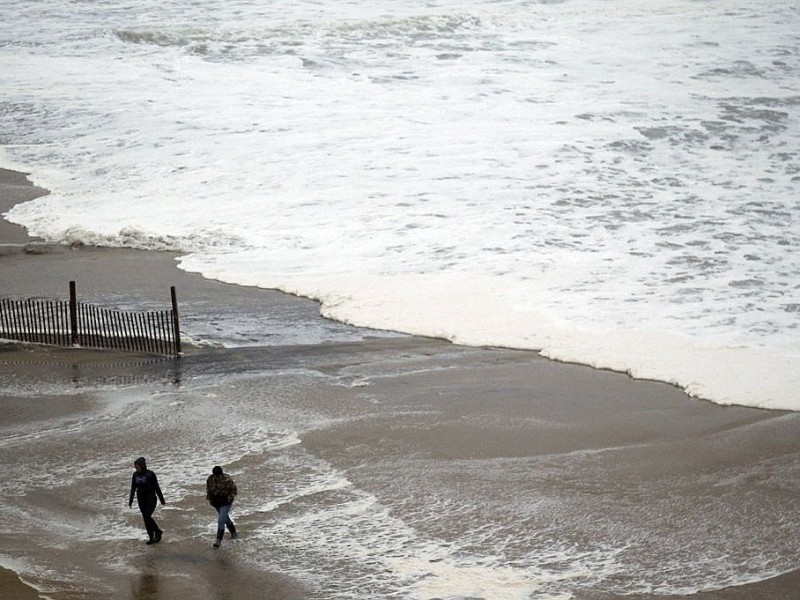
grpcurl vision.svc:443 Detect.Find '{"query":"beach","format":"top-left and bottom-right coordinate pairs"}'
top-left (2, 166), bottom-right (800, 599)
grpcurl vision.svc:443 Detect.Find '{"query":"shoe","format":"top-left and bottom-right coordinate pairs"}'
top-left (213, 541), bottom-right (221, 548)
top-left (146, 539), bottom-right (156, 545)
top-left (230, 532), bottom-right (238, 540)
top-left (154, 531), bottom-right (162, 543)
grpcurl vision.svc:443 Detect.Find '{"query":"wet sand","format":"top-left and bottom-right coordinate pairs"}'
top-left (2, 167), bottom-right (800, 599)
top-left (0, 566), bottom-right (41, 600)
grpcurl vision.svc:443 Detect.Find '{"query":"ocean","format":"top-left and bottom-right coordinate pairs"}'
top-left (1, 0), bottom-right (799, 409)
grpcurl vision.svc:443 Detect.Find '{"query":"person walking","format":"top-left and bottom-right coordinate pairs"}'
top-left (206, 465), bottom-right (238, 548)
top-left (128, 457), bottom-right (166, 545)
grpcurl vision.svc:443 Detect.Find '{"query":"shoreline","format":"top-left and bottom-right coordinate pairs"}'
top-left (3, 166), bottom-right (800, 599)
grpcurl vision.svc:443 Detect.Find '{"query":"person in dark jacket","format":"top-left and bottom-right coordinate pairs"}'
top-left (128, 457), bottom-right (165, 544)
top-left (206, 465), bottom-right (238, 548)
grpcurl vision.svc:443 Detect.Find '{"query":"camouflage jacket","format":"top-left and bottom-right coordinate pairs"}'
top-left (206, 473), bottom-right (238, 507)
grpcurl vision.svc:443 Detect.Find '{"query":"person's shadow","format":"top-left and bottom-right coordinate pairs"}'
top-left (129, 541), bottom-right (303, 600)
top-left (128, 549), bottom-right (262, 600)
top-left (131, 556), bottom-right (159, 600)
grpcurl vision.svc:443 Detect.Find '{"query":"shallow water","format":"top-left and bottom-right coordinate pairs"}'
top-left (2, 338), bottom-right (799, 599)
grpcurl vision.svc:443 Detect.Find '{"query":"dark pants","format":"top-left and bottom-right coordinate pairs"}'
top-left (138, 498), bottom-right (161, 540)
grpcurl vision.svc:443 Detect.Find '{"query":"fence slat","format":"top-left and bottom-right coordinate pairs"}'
top-left (0, 299), bottom-right (9, 338)
top-left (6, 299), bottom-right (15, 339)
top-left (43, 302), bottom-right (50, 344)
top-left (34, 301), bottom-right (42, 342)
top-left (136, 313), bottom-right (143, 353)
top-left (112, 308), bottom-right (122, 350)
top-left (59, 301), bottom-right (67, 346)
top-left (14, 301), bottom-right (25, 342)
top-left (157, 313), bottom-right (163, 354)
top-left (48, 301), bottom-right (56, 345)
top-left (1, 299), bottom-right (12, 339)
top-left (110, 309), bottom-right (120, 350)
top-left (143, 313), bottom-right (153, 353)
top-left (146, 313), bottom-right (156, 354)
top-left (40, 301), bottom-right (50, 345)
top-left (11, 300), bottom-right (20, 339)
top-left (38, 301), bottom-right (47, 344)
top-left (32, 300), bottom-right (41, 343)
top-left (57, 301), bottom-right (65, 345)
top-left (160, 312), bottom-right (168, 355)
top-left (76, 302), bottom-right (83, 347)
top-left (100, 306), bottom-right (112, 350)
top-left (161, 311), bottom-right (169, 355)
top-left (22, 301), bottom-right (30, 342)
top-left (16, 300), bottom-right (26, 341)
top-left (120, 312), bottom-right (130, 352)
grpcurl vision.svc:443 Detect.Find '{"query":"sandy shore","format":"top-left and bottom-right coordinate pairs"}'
top-left (0, 566), bottom-right (41, 600)
top-left (2, 167), bottom-right (800, 599)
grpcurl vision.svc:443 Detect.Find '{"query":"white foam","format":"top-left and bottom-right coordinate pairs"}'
top-left (252, 474), bottom-right (352, 515)
top-left (386, 557), bottom-right (555, 600)
top-left (180, 266), bottom-right (800, 410)
top-left (2, 0), bottom-right (799, 410)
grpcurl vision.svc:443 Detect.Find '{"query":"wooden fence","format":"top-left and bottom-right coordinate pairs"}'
top-left (0, 281), bottom-right (181, 356)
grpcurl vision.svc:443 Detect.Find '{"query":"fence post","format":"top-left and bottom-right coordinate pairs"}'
top-left (69, 281), bottom-right (79, 346)
top-left (170, 286), bottom-right (181, 356)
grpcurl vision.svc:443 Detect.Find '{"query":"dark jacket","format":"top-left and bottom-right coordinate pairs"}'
top-left (206, 473), bottom-right (237, 508)
top-left (129, 457), bottom-right (165, 507)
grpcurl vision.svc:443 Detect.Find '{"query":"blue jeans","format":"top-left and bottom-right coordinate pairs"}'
top-left (215, 503), bottom-right (235, 535)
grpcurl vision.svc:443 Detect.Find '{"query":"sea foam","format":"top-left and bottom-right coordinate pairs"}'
top-left (1, 0), bottom-right (799, 410)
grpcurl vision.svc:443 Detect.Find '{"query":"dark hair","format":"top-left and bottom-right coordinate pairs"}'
top-left (212, 465), bottom-right (223, 476)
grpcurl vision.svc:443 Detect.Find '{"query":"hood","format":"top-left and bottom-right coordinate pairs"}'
top-left (134, 457), bottom-right (147, 470)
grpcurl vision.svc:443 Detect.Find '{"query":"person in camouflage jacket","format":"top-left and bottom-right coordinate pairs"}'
top-left (206, 465), bottom-right (238, 548)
